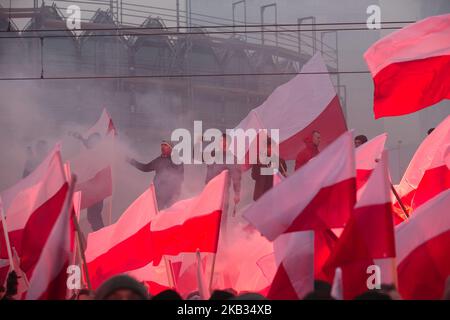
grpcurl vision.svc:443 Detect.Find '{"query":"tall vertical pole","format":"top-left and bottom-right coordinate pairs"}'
top-left (176, 0), bottom-right (180, 32)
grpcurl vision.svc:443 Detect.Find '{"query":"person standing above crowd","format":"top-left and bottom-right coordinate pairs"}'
top-left (295, 131), bottom-right (321, 171)
top-left (251, 137), bottom-right (287, 201)
top-left (205, 133), bottom-right (242, 206)
top-left (127, 140), bottom-right (184, 210)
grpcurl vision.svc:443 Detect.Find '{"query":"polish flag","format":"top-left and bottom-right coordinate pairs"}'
top-left (70, 134), bottom-right (114, 209)
top-left (243, 131), bottom-right (356, 241)
top-left (364, 14), bottom-right (450, 118)
top-left (396, 189), bottom-right (450, 300)
top-left (0, 147), bottom-right (69, 280)
top-left (25, 178), bottom-right (75, 300)
top-left (268, 231), bottom-right (314, 300)
top-left (355, 133), bottom-right (387, 194)
top-left (395, 115), bottom-right (450, 212)
top-left (234, 53), bottom-right (347, 160)
top-left (85, 185), bottom-right (159, 289)
top-left (86, 171), bottom-right (227, 289)
top-left (324, 152), bottom-right (396, 299)
top-left (85, 108), bottom-right (116, 138)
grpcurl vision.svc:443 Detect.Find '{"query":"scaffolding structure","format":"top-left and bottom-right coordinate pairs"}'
top-left (0, 1), bottom-right (344, 143)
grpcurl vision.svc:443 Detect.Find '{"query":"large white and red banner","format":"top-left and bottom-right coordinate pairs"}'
top-left (396, 189), bottom-right (450, 299)
top-left (235, 53), bottom-right (347, 160)
top-left (86, 171), bottom-right (227, 289)
top-left (243, 131), bottom-right (356, 241)
top-left (364, 14), bottom-right (450, 118)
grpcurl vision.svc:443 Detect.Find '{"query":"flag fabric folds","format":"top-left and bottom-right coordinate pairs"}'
top-left (364, 14), bottom-right (450, 118)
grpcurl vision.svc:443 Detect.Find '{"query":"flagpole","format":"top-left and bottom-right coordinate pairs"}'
top-left (68, 176), bottom-right (92, 291)
top-left (390, 183), bottom-right (409, 218)
top-left (72, 212), bottom-right (92, 291)
top-left (0, 200), bottom-right (14, 272)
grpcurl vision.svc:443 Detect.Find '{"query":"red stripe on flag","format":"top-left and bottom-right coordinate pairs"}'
top-left (267, 263), bottom-right (299, 300)
top-left (279, 95), bottom-right (347, 160)
top-left (373, 55), bottom-right (450, 118)
top-left (35, 261), bottom-right (70, 300)
top-left (16, 184), bottom-right (69, 278)
top-left (88, 210), bottom-right (221, 289)
top-left (413, 165), bottom-right (450, 209)
top-left (285, 178), bottom-right (356, 233)
top-left (398, 230), bottom-right (450, 300)
top-left (356, 169), bottom-right (373, 190)
top-left (76, 166), bottom-right (112, 210)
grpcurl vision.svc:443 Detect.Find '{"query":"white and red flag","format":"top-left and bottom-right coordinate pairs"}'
top-left (234, 53), bottom-right (347, 160)
top-left (85, 108), bottom-right (116, 138)
top-left (267, 231), bottom-right (314, 300)
top-left (0, 147), bottom-right (69, 280)
top-left (396, 189), bottom-right (450, 300)
top-left (86, 171), bottom-right (227, 289)
top-left (25, 178), bottom-right (76, 300)
top-left (70, 134), bottom-right (114, 210)
top-left (324, 152), bottom-right (396, 299)
top-left (395, 115), bottom-right (450, 213)
top-left (243, 131), bottom-right (356, 241)
top-left (69, 109), bottom-right (116, 210)
top-left (355, 133), bottom-right (387, 194)
top-left (364, 14), bottom-right (450, 118)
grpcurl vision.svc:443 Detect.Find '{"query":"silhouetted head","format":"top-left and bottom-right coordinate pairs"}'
top-left (303, 280), bottom-right (333, 300)
top-left (427, 128), bottom-right (435, 135)
top-left (380, 284), bottom-right (402, 300)
top-left (77, 289), bottom-right (94, 300)
top-left (354, 290), bottom-right (392, 300)
top-left (209, 290), bottom-right (235, 300)
top-left (354, 135), bottom-right (368, 148)
top-left (231, 292), bottom-right (266, 300)
top-left (95, 275), bottom-right (150, 300)
top-left (152, 289), bottom-right (183, 300)
top-left (161, 141), bottom-right (173, 157)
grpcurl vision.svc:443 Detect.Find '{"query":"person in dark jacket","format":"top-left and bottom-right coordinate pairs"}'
top-left (251, 138), bottom-right (287, 201)
top-left (127, 141), bottom-right (184, 210)
top-left (205, 133), bottom-right (241, 205)
top-left (295, 131), bottom-right (320, 171)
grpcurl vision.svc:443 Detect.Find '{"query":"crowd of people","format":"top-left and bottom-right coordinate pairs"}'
top-left (2, 126), bottom-right (441, 301)
top-left (3, 271), bottom-right (449, 300)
